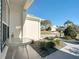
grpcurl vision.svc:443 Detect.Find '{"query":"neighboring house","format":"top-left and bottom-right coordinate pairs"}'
top-left (51, 25), bottom-right (57, 32)
top-left (0, 0), bottom-right (33, 59)
top-left (51, 26), bottom-right (60, 37)
top-left (23, 14), bottom-right (40, 41)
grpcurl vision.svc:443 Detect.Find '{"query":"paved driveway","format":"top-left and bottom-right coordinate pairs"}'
top-left (45, 42), bottom-right (79, 59)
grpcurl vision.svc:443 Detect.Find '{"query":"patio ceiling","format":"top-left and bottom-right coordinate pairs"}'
top-left (8, 0), bottom-right (33, 10)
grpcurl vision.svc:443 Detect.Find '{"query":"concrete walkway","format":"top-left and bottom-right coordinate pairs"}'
top-left (5, 42), bottom-right (79, 59)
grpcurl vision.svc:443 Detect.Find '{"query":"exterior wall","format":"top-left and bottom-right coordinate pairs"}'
top-left (0, 0), bottom-right (9, 59)
top-left (2, 0), bottom-right (9, 25)
top-left (23, 18), bottom-right (40, 41)
top-left (1, 0), bottom-right (9, 52)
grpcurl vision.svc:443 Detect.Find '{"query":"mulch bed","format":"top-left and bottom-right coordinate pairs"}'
top-left (30, 40), bottom-right (66, 57)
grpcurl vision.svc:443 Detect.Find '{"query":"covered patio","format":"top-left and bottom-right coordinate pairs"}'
top-left (1, 0), bottom-right (33, 59)
top-left (5, 42), bottom-right (79, 59)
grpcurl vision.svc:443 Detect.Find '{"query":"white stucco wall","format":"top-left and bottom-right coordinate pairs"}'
top-left (1, 0), bottom-right (9, 59)
top-left (23, 17), bottom-right (40, 41)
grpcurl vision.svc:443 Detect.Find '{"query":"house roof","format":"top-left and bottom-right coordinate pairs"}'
top-left (26, 14), bottom-right (41, 22)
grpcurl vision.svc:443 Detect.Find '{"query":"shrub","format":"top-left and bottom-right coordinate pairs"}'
top-left (31, 40), bottom-right (35, 44)
top-left (64, 26), bottom-right (77, 39)
top-left (39, 41), bottom-right (55, 50)
top-left (53, 38), bottom-right (61, 45)
top-left (69, 30), bottom-right (77, 39)
top-left (45, 41), bottom-right (55, 48)
top-left (39, 41), bottom-right (47, 50)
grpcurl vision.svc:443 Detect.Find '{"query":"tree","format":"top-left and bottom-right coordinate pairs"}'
top-left (64, 20), bottom-right (79, 33)
top-left (64, 20), bottom-right (74, 28)
top-left (63, 26), bottom-right (77, 39)
top-left (41, 20), bottom-right (52, 31)
top-left (46, 26), bottom-right (51, 31)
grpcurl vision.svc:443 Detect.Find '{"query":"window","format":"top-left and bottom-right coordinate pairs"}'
top-left (0, 0), bottom-right (9, 52)
top-left (1, 23), bottom-right (9, 52)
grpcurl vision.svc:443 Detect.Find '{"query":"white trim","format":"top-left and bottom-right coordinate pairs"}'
top-left (2, 21), bottom-right (8, 26)
top-left (26, 17), bottom-right (40, 22)
top-left (26, 14), bottom-right (41, 22)
top-left (24, 0), bottom-right (33, 9)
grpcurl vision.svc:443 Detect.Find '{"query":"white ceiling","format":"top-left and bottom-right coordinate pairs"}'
top-left (9, 0), bottom-right (33, 10)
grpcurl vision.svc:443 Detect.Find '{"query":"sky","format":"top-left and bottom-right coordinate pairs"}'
top-left (27, 0), bottom-right (79, 26)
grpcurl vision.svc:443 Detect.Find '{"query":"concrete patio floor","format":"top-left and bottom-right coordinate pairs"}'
top-left (5, 42), bottom-right (79, 59)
